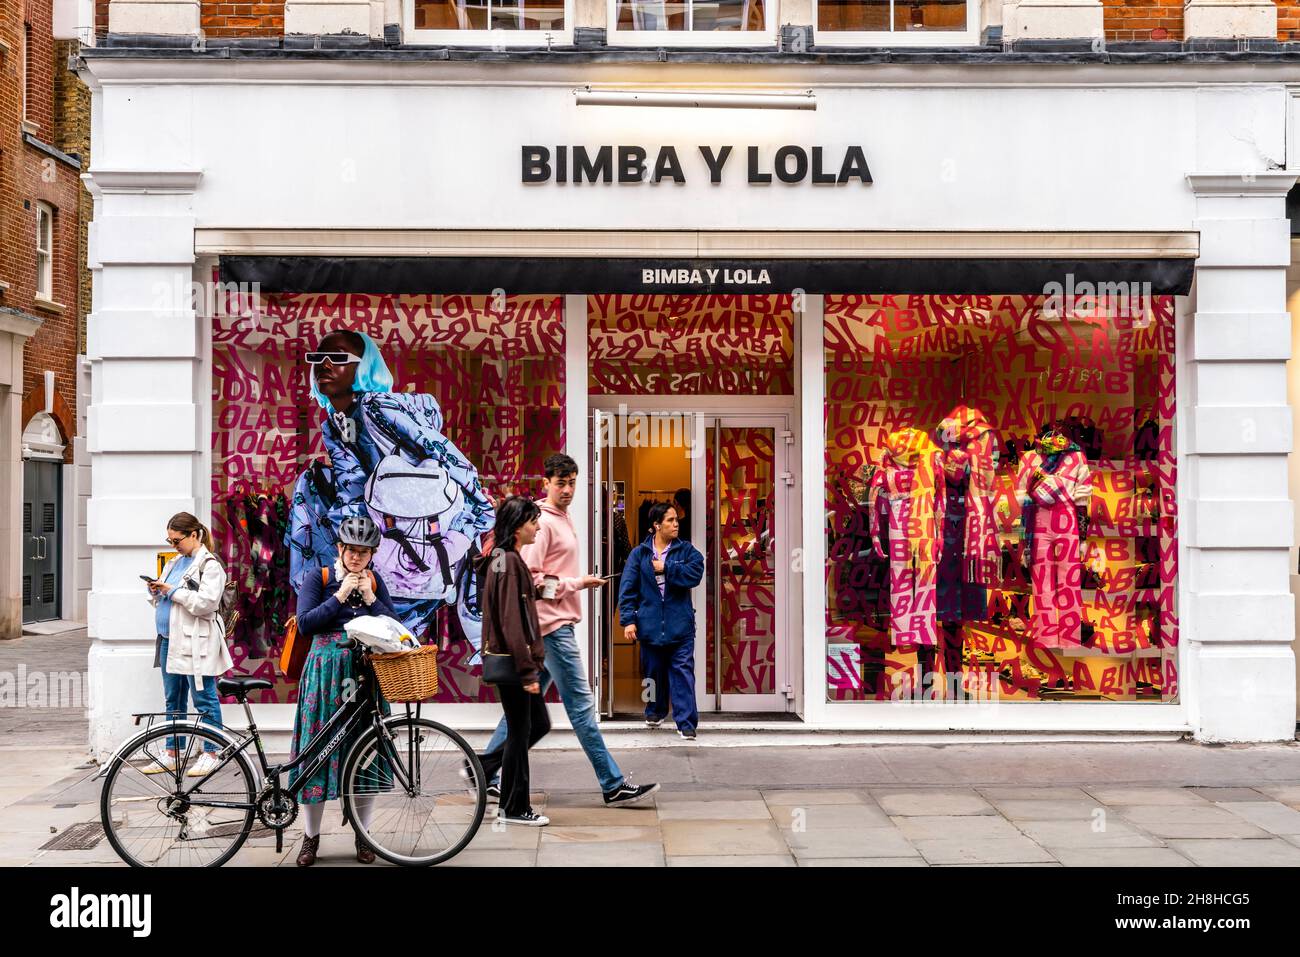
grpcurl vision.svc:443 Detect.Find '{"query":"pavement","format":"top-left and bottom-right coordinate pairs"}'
top-left (4, 628), bottom-right (1300, 867)
top-left (3, 740), bottom-right (1300, 867)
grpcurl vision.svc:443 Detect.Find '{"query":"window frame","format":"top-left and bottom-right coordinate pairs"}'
top-left (606, 0), bottom-right (779, 47)
top-left (403, 0), bottom-right (574, 46)
top-left (35, 202), bottom-right (53, 302)
top-left (813, 0), bottom-right (981, 46)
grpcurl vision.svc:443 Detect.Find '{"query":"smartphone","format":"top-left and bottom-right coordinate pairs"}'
top-left (601, 572), bottom-right (621, 581)
top-left (140, 575), bottom-right (158, 585)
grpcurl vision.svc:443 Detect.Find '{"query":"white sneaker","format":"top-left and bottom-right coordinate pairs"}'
top-left (186, 752), bottom-right (221, 777)
top-left (498, 809), bottom-right (549, 827)
top-left (141, 751), bottom-right (178, 774)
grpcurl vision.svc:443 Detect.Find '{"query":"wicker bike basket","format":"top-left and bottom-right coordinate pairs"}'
top-left (369, 645), bottom-right (439, 702)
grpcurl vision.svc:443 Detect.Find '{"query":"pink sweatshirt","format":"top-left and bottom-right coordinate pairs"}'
top-left (519, 501), bottom-right (586, 635)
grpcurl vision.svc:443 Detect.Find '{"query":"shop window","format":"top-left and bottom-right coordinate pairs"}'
top-left (610, 0), bottom-right (773, 45)
top-left (211, 291), bottom-right (565, 704)
top-left (824, 293), bottom-right (1178, 705)
top-left (406, 0), bottom-right (570, 43)
top-left (35, 203), bottom-right (53, 301)
top-left (588, 294), bottom-right (794, 395)
top-left (816, 0), bottom-right (978, 44)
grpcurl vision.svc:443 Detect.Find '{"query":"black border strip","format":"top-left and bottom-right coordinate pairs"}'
top-left (220, 256), bottom-right (1194, 295)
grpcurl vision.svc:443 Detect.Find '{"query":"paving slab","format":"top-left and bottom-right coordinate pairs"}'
top-left (991, 799), bottom-right (1104, 821)
top-left (782, 826), bottom-right (918, 859)
top-left (657, 800), bottom-right (772, 821)
top-left (976, 787), bottom-right (1096, 802)
top-left (1086, 787), bottom-right (1209, 806)
top-left (766, 803), bottom-right (892, 830)
top-left (1215, 801), bottom-right (1300, 836)
top-left (662, 820), bottom-right (788, 856)
top-left (1115, 805), bottom-right (1273, 840)
top-left (537, 841), bottom-right (665, 867)
top-left (1168, 838), bottom-right (1300, 867)
top-left (1016, 818), bottom-right (1162, 849)
top-left (912, 836), bottom-right (1056, 866)
top-left (893, 814), bottom-right (1025, 842)
top-left (655, 788), bottom-right (764, 803)
top-left (761, 789), bottom-right (869, 806)
top-left (443, 849), bottom-right (538, 867)
top-left (1188, 787), bottom-right (1271, 802)
top-left (539, 825), bottom-right (662, 845)
top-left (1050, 847), bottom-right (1196, 867)
top-left (539, 805), bottom-right (659, 826)
top-left (668, 854), bottom-right (796, 867)
top-left (798, 856), bottom-right (928, 867)
top-left (1257, 784), bottom-right (1300, 806)
top-left (873, 789), bottom-right (996, 817)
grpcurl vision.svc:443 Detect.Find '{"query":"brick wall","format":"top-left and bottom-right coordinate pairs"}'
top-left (202, 1), bottom-right (285, 37)
top-left (1103, 0), bottom-right (1184, 41)
top-left (1, 0), bottom-right (84, 459)
top-left (1280, 0), bottom-right (1300, 40)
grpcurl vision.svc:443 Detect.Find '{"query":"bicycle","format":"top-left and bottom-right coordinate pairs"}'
top-left (98, 639), bottom-right (487, 867)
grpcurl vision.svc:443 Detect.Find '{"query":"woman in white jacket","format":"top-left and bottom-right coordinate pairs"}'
top-left (144, 512), bottom-right (233, 776)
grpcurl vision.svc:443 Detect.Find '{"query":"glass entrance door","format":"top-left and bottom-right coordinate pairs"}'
top-left (590, 407), bottom-right (791, 716)
top-left (702, 419), bottom-right (790, 712)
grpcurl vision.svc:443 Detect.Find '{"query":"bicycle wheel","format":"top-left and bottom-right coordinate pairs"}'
top-left (100, 723), bottom-right (257, 867)
top-left (341, 716), bottom-right (487, 866)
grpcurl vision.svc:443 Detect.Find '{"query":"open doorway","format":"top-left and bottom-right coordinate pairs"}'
top-left (589, 406), bottom-right (794, 719)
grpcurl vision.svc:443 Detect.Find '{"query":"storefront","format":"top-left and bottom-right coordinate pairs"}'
top-left (79, 54), bottom-right (1299, 753)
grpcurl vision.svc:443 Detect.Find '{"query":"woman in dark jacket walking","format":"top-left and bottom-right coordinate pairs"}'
top-left (618, 502), bottom-right (705, 739)
top-left (290, 514), bottom-right (402, 866)
top-left (477, 496), bottom-right (551, 827)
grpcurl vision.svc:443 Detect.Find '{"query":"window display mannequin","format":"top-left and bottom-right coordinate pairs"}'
top-left (870, 428), bottom-right (944, 652)
top-left (1015, 428), bottom-right (1092, 648)
top-left (934, 405), bottom-right (1000, 689)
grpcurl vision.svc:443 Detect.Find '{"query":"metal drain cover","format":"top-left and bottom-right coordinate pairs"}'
top-left (40, 821), bottom-right (105, 851)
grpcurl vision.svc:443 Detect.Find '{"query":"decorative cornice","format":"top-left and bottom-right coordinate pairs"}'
top-left (82, 168), bottom-right (203, 196)
top-left (1186, 172), bottom-right (1298, 197)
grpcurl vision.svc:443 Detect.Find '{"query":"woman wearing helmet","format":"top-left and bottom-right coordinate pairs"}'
top-left (289, 513), bottom-right (400, 866)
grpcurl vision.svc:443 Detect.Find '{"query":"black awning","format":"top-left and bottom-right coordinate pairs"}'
top-left (220, 255), bottom-right (1195, 296)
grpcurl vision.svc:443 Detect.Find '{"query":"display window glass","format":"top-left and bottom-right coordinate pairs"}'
top-left (211, 292), bottom-right (565, 704)
top-left (824, 293), bottom-right (1178, 704)
top-left (588, 294), bottom-right (794, 395)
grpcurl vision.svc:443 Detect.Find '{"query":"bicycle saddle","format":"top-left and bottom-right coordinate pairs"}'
top-left (217, 677), bottom-right (273, 700)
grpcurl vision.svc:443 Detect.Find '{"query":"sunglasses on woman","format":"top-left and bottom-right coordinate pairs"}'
top-left (305, 352), bottom-right (363, 366)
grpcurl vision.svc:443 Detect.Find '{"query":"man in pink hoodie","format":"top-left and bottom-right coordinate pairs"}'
top-left (477, 454), bottom-right (659, 807)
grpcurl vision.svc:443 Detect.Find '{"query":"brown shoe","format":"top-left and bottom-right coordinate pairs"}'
top-left (355, 834), bottom-right (375, 865)
top-left (296, 834), bottom-right (320, 867)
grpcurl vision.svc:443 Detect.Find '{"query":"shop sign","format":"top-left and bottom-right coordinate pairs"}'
top-left (521, 144), bottom-right (872, 185)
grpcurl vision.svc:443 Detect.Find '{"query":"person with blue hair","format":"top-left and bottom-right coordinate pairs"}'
top-left (286, 329), bottom-right (495, 647)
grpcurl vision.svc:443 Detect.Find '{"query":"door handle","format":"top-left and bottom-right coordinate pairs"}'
top-left (36, 537), bottom-right (45, 561)
top-left (31, 537), bottom-right (40, 561)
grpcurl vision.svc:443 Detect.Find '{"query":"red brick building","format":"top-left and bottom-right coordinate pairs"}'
top-left (1, 0), bottom-right (89, 635)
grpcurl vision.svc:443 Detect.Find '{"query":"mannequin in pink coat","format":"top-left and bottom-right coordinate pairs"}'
top-left (1015, 430), bottom-right (1092, 649)
top-left (934, 406), bottom-right (1000, 693)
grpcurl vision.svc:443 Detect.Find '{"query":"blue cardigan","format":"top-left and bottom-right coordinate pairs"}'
top-left (296, 564), bottom-right (401, 638)
top-left (617, 535), bottom-right (704, 646)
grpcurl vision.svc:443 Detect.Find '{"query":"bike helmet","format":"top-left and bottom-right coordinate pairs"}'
top-left (337, 514), bottom-right (382, 549)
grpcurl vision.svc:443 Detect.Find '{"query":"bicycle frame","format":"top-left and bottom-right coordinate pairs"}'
top-left (126, 654), bottom-right (419, 817)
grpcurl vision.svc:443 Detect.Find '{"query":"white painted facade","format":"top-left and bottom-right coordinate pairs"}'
top-left (77, 55), bottom-right (1299, 755)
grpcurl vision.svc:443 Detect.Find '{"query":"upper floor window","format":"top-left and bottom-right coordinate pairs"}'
top-left (817, 0), bottom-right (977, 44)
top-left (35, 203), bottom-right (53, 301)
top-left (407, 0), bottom-right (569, 43)
top-left (610, 0), bottom-right (772, 44)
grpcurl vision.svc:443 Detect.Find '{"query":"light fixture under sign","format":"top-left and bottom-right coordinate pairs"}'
top-left (575, 89), bottom-right (816, 111)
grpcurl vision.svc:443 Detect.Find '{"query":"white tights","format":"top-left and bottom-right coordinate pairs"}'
top-left (302, 796), bottom-right (376, 839)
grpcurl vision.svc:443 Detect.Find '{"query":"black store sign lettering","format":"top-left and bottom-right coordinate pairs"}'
top-left (521, 145), bottom-right (873, 185)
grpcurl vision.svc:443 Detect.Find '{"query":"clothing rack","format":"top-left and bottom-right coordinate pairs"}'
top-left (637, 489), bottom-right (679, 497)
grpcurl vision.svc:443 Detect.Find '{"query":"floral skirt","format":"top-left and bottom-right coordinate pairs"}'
top-left (289, 632), bottom-right (392, 805)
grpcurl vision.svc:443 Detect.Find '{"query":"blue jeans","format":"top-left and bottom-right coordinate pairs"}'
top-left (640, 639), bottom-right (699, 732)
top-left (482, 624), bottom-right (624, 794)
top-left (160, 637), bottom-right (224, 752)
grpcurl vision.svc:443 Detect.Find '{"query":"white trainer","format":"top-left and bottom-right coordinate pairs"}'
top-left (186, 752), bottom-right (221, 777)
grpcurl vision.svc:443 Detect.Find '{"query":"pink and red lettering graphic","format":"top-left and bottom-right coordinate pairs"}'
top-left (212, 292), bottom-right (565, 704)
top-left (589, 295), bottom-right (794, 395)
top-left (824, 294), bottom-right (1178, 703)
